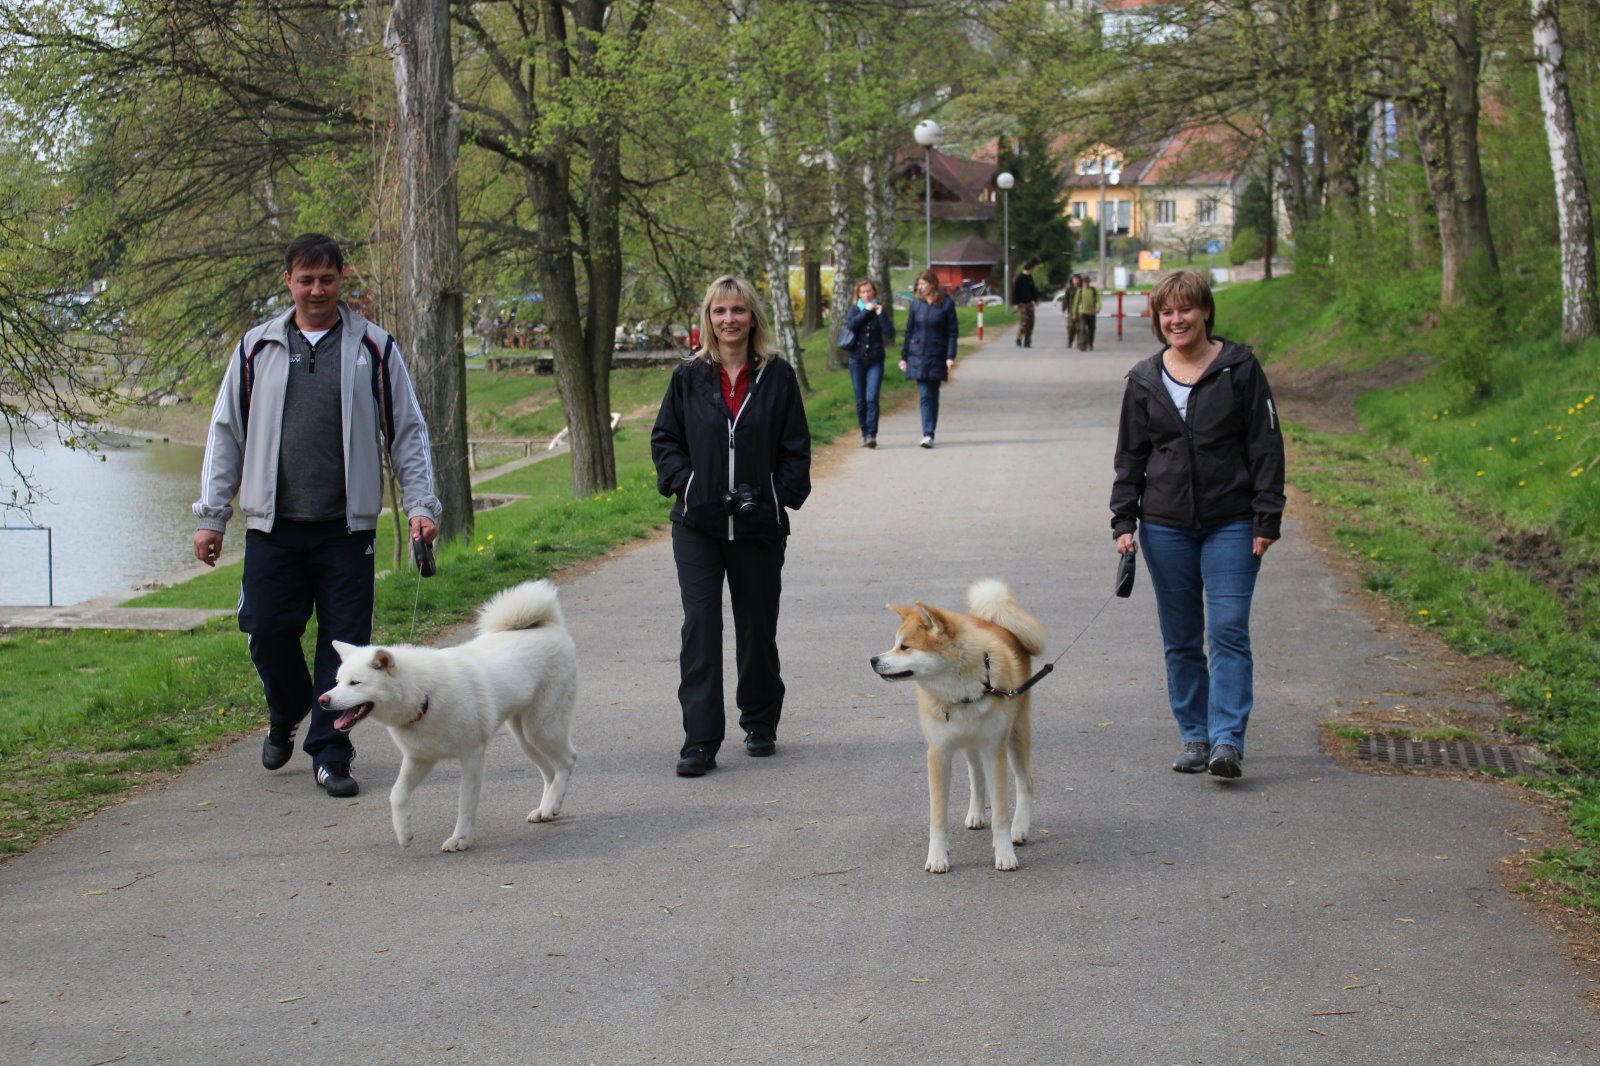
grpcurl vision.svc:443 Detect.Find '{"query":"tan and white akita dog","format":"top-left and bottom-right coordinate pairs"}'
top-left (319, 579), bottom-right (577, 853)
top-left (871, 579), bottom-right (1046, 873)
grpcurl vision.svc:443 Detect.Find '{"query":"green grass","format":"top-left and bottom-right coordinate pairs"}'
top-left (1218, 273), bottom-right (1600, 922)
top-left (0, 310), bottom-right (1011, 853)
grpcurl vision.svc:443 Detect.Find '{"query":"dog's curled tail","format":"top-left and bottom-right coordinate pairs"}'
top-left (967, 579), bottom-right (1045, 656)
top-left (477, 579), bottom-right (566, 636)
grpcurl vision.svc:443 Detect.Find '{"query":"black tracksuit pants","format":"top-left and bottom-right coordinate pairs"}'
top-left (238, 519), bottom-right (375, 767)
top-left (671, 522), bottom-right (786, 755)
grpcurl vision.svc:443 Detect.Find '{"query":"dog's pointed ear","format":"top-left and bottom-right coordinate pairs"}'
top-left (371, 648), bottom-right (396, 673)
top-left (914, 602), bottom-right (943, 635)
top-left (332, 640), bottom-right (357, 661)
top-left (887, 603), bottom-right (914, 621)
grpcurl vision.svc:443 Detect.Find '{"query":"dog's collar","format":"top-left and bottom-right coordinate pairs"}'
top-left (403, 694), bottom-right (430, 727)
top-left (957, 653), bottom-right (1053, 706)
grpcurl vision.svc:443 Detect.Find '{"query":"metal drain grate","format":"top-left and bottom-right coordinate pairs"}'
top-left (1356, 734), bottom-right (1539, 776)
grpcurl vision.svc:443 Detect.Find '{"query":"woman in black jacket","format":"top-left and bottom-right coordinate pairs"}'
top-left (842, 278), bottom-right (895, 448)
top-left (651, 276), bottom-right (812, 777)
top-left (1110, 270), bottom-right (1285, 781)
top-left (898, 269), bottom-right (959, 448)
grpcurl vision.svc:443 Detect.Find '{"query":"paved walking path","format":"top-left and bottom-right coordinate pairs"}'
top-left (3, 309), bottom-right (1595, 1065)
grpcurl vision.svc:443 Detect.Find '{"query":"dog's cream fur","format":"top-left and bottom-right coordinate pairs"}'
top-left (319, 579), bottom-right (577, 852)
top-left (871, 579), bottom-right (1045, 873)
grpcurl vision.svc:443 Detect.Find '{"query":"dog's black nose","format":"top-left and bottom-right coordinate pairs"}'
top-left (869, 656), bottom-right (880, 668)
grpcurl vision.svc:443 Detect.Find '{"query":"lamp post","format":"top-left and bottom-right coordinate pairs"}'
top-left (1097, 155), bottom-right (1120, 290)
top-left (913, 119), bottom-right (941, 273)
top-left (996, 170), bottom-right (1014, 302)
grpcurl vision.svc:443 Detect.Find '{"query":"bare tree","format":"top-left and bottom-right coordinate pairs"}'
top-left (1532, 0), bottom-right (1598, 344)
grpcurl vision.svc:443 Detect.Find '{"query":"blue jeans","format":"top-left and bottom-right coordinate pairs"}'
top-left (1139, 520), bottom-right (1260, 756)
top-left (849, 358), bottom-right (884, 438)
top-left (916, 381), bottom-right (942, 438)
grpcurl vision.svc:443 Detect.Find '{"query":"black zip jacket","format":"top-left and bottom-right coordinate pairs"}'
top-left (1110, 338), bottom-right (1285, 541)
top-left (652, 353), bottom-right (812, 540)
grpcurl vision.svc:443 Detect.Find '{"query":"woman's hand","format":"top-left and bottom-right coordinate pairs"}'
top-left (898, 360), bottom-right (907, 371)
top-left (945, 359), bottom-right (954, 371)
top-left (1116, 533), bottom-right (1137, 556)
top-left (1253, 536), bottom-right (1276, 557)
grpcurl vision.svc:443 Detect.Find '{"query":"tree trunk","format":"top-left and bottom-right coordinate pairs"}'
top-left (802, 256), bottom-right (823, 335)
top-left (864, 140), bottom-right (896, 316)
top-left (1532, 0), bottom-right (1598, 344)
top-left (759, 104), bottom-right (809, 389)
top-left (1414, 0), bottom-right (1499, 308)
top-left (1393, 96), bottom-right (1435, 268)
top-left (387, 0), bottom-right (471, 543)
top-left (823, 15), bottom-right (856, 371)
top-left (527, 0), bottom-right (618, 499)
top-left (1262, 150), bottom-right (1275, 281)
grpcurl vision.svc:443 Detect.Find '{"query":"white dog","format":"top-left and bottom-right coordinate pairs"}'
top-left (319, 579), bottom-right (577, 852)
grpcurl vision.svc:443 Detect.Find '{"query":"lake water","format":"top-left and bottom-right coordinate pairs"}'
top-left (1, 424), bottom-right (207, 606)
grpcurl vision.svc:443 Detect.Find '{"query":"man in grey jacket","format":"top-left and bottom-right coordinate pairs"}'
top-left (192, 234), bottom-right (441, 798)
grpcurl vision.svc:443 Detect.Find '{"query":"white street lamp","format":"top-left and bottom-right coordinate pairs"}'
top-left (1098, 157), bottom-right (1121, 290)
top-left (996, 171), bottom-right (1014, 302)
top-left (913, 119), bottom-right (941, 273)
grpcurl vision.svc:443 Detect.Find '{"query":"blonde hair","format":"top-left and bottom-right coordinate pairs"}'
top-left (693, 275), bottom-right (771, 366)
top-left (1148, 269), bottom-right (1216, 343)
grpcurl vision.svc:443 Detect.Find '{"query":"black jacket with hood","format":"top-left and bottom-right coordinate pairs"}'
top-left (652, 352), bottom-right (812, 540)
top-left (1110, 338), bottom-right (1285, 541)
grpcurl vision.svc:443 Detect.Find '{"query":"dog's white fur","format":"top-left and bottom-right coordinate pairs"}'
top-left (871, 579), bottom-right (1045, 873)
top-left (319, 579), bottom-right (577, 852)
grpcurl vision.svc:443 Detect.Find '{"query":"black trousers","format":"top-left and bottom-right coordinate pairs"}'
top-left (238, 519), bottom-right (375, 766)
top-left (1079, 314), bottom-right (1097, 350)
top-left (671, 522), bottom-right (787, 755)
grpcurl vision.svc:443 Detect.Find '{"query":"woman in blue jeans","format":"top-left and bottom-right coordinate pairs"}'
top-left (1109, 270), bottom-right (1285, 780)
top-left (842, 278), bottom-right (895, 448)
top-left (899, 269), bottom-right (958, 448)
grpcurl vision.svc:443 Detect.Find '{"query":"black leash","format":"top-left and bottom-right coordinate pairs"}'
top-left (982, 582), bottom-right (1125, 700)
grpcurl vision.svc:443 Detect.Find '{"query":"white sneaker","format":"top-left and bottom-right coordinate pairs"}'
top-left (920, 436), bottom-right (933, 449)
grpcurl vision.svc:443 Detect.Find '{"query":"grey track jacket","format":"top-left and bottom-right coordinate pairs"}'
top-left (193, 304), bottom-right (442, 534)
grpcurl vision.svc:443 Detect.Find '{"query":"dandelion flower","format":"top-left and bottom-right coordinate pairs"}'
top-left (477, 545), bottom-right (486, 553)
top-left (1417, 609), bottom-right (1429, 617)
top-left (1475, 471), bottom-right (1485, 477)
top-left (487, 533), bottom-right (495, 541)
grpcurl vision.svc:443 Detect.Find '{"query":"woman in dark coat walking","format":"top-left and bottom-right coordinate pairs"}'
top-left (651, 276), bottom-right (812, 777)
top-left (898, 269), bottom-right (959, 448)
top-left (842, 278), bottom-right (895, 448)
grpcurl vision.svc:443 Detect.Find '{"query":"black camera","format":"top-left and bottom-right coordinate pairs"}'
top-left (723, 484), bottom-right (759, 516)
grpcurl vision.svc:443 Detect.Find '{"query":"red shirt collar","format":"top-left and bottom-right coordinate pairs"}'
top-left (718, 360), bottom-right (751, 417)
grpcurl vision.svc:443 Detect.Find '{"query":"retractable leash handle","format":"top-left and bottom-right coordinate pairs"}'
top-left (412, 535), bottom-right (436, 578)
top-left (1115, 551), bottom-right (1136, 598)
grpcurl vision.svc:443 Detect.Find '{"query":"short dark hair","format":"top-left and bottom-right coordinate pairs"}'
top-left (285, 233), bottom-right (344, 274)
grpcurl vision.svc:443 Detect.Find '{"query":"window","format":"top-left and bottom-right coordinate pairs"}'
top-left (1155, 200), bottom-right (1177, 225)
top-left (1070, 201), bottom-right (1087, 220)
top-left (1195, 198), bottom-right (1217, 224)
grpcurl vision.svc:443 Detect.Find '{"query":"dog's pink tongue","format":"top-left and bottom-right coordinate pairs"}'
top-left (333, 707), bottom-right (361, 731)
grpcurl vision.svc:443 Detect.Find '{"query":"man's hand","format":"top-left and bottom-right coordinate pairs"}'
top-left (410, 515), bottom-right (439, 545)
top-left (193, 530), bottom-right (224, 567)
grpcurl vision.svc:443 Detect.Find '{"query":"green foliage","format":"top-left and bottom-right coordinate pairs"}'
top-left (996, 128), bottom-right (1075, 288)
top-left (1228, 227), bottom-right (1263, 266)
top-left (1233, 180), bottom-right (1271, 240)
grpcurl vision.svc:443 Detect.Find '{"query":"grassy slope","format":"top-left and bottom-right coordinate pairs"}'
top-left (0, 304), bottom-right (1013, 854)
top-left (1218, 274), bottom-right (1600, 913)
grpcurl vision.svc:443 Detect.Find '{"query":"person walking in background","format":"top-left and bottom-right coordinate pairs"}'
top-left (1062, 274), bottom-right (1082, 349)
top-left (899, 269), bottom-right (959, 449)
top-left (1010, 261), bottom-right (1039, 348)
top-left (192, 233), bottom-right (441, 799)
top-left (1074, 273), bottom-right (1102, 351)
top-left (842, 278), bottom-right (895, 448)
top-left (651, 276), bottom-right (812, 778)
top-left (1110, 269), bottom-right (1285, 781)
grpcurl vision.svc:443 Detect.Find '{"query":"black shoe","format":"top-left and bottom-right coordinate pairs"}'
top-left (316, 761), bottom-right (360, 797)
top-left (1172, 740), bottom-right (1210, 773)
top-left (744, 733), bottom-right (776, 758)
top-left (865, 436), bottom-right (877, 449)
top-left (262, 726), bottom-right (295, 770)
top-left (676, 748), bottom-right (716, 777)
top-left (1207, 744), bottom-right (1242, 779)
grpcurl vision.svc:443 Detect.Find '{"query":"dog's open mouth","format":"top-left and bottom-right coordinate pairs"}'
top-left (877, 670), bottom-right (914, 681)
top-left (333, 703), bottom-right (374, 732)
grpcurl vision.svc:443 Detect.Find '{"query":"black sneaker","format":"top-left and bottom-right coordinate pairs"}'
top-left (1207, 744), bottom-right (1242, 779)
top-left (675, 748), bottom-right (716, 777)
top-left (744, 733), bottom-right (775, 758)
top-left (262, 725), bottom-right (295, 770)
top-left (316, 762), bottom-right (360, 797)
top-left (1172, 740), bottom-right (1210, 773)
